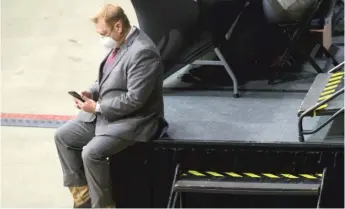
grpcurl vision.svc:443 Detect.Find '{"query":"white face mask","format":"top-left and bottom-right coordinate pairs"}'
top-left (100, 36), bottom-right (117, 49)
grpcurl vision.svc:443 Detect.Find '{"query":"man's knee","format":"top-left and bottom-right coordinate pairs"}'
top-left (54, 125), bottom-right (67, 143)
top-left (54, 121), bottom-right (79, 148)
top-left (54, 119), bottom-right (94, 149)
top-left (54, 122), bottom-right (72, 144)
top-left (81, 145), bottom-right (104, 164)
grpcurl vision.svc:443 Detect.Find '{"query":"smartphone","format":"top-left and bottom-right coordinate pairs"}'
top-left (68, 91), bottom-right (85, 102)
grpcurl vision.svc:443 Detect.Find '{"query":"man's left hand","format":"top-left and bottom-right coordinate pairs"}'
top-left (76, 96), bottom-right (97, 113)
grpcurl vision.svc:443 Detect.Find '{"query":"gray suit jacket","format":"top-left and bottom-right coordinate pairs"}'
top-left (77, 26), bottom-right (167, 142)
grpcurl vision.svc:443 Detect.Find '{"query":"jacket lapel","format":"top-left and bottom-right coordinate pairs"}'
top-left (99, 27), bottom-right (140, 87)
top-left (98, 50), bottom-right (112, 84)
top-left (99, 47), bottom-right (128, 87)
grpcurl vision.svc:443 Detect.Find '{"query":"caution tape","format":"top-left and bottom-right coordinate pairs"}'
top-left (183, 170), bottom-right (322, 180)
top-left (314, 71), bottom-right (344, 116)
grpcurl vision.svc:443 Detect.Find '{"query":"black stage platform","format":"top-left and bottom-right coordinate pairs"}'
top-left (109, 60), bottom-right (345, 208)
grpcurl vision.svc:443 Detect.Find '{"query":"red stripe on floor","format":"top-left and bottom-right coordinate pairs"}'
top-left (1, 113), bottom-right (75, 120)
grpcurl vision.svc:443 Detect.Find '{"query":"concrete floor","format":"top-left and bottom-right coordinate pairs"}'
top-left (1, 0), bottom-right (138, 207)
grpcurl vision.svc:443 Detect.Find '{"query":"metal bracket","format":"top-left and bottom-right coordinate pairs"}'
top-left (191, 47), bottom-right (239, 97)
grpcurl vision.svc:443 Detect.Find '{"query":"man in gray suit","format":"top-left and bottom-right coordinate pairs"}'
top-left (54, 4), bottom-right (167, 208)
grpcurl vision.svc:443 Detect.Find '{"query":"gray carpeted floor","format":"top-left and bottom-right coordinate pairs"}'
top-left (163, 91), bottom-right (328, 142)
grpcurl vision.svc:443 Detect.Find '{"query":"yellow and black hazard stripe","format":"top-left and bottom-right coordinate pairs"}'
top-left (314, 71), bottom-right (344, 116)
top-left (182, 170), bottom-right (322, 180)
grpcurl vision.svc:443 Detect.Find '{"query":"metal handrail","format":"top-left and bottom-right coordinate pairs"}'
top-left (303, 107), bottom-right (344, 136)
top-left (298, 88), bottom-right (344, 142)
top-left (328, 61), bottom-right (345, 73)
top-left (316, 167), bottom-right (327, 208)
top-left (167, 163), bottom-right (180, 208)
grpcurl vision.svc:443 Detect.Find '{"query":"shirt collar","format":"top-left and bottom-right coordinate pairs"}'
top-left (125, 26), bottom-right (135, 41)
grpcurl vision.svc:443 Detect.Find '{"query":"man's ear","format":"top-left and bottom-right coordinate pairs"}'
top-left (115, 22), bottom-right (122, 33)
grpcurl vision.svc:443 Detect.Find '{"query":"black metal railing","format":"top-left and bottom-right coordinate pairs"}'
top-left (298, 88), bottom-right (344, 142)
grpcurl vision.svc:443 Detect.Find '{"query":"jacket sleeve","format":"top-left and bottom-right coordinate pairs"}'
top-left (99, 49), bottom-right (162, 121)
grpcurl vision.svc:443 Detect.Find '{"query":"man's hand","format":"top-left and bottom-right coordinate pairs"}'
top-left (73, 90), bottom-right (92, 109)
top-left (74, 96), bottom-right (97, 113)
top-left (81, 90), bottom-right (93, 99)
top-left (74, 98), bottom-right (82, 109)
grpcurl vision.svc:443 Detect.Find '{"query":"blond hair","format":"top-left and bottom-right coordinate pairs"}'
top-left (92, 4), bottom-right (130, 28)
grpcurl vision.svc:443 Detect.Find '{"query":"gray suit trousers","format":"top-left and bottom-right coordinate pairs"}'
top-left (54, 118), bottom-right (135, 208)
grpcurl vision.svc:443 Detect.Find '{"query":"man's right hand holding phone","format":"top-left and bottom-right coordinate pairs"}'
top-left (74, 90), bottom-right (93, 109)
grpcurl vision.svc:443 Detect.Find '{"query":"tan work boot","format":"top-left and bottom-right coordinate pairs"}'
top-left (104, 203), bottom-right (116, 208)
top-left (69, 186), bottom-right (91, 208)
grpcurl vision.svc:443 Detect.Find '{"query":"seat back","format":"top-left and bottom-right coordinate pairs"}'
top-left (131, 0), bottom-right (246, 65)
top-left (130, 0), bottom-right (199, 62)
top-left (314, 0), bottom-right (337, 19)
top-left (311, 0), bottom-right (337, 26)
top-left (198, 0), bottom-right (247, 45)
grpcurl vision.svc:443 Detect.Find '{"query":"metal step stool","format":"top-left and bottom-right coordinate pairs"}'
top-left (167, 164), bottom-right (324, 208)
top-left (298, 62), bottom-right (344, 142)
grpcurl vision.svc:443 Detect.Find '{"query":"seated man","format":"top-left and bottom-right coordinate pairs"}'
top-left (54, 4), bottom-right (167, 208)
